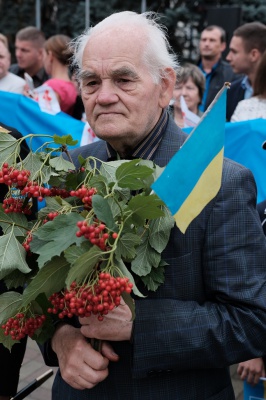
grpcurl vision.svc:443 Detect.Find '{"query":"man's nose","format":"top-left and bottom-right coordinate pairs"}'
top-left (96, 80), bottom-right (119, 105)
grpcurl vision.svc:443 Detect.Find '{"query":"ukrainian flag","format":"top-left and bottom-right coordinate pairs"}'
top-left (152, 84), bottom-right (228, 234)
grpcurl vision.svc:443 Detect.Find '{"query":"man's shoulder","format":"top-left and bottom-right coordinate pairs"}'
top-left (9, 64), bottom-right (22, 75)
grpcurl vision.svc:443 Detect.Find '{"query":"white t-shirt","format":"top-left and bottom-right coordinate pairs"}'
top-left (0, 72), bottom-right (26, 94)
top-left (231, 96), bottom-right (266, 122)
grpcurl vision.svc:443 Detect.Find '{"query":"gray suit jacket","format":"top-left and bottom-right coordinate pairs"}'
top-left (49, 116), bottom-right (266, 399)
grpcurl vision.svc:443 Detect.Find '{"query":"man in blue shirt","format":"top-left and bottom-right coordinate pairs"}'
top-left (198, 25), bottom-right (237, 112)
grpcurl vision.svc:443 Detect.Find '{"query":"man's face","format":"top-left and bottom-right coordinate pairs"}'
top-left (226, 36), bottom-right (252, 74)
top-left (79, 28), bottom-right (173, 152)
top-left (0, 41), bottom-right (10, 79)
top-left (199, 28), bottom-right (225, 60)
top-left (15, 39), bottom-right (43, 71)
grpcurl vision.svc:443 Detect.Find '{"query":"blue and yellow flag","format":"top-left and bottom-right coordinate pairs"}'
top-left (152, 84), bottom-right (228, 233)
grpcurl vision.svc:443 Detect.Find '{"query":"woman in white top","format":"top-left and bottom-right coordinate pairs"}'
top-left (231, 51), bottom-right (266, 122)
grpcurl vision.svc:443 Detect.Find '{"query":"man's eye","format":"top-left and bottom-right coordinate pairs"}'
top-left (116, 78), bottom-right (136, 91)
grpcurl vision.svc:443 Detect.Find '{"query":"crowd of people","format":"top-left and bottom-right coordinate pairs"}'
top-left (1, 11), bottom-right (266, 400)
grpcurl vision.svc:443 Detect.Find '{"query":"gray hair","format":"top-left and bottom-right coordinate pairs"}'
top-left (71, 11), bottom-right (178, 84)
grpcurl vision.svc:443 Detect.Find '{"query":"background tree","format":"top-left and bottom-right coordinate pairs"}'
top-left (0, 0), bottom-right (265, 63)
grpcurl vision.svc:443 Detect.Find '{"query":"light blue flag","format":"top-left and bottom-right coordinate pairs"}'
top-left (0, 91), bottom-right (85, 151)
top-left (184, 118), bottom-right (266, 204)
top-left (152, 85), bottom-right (228, 233)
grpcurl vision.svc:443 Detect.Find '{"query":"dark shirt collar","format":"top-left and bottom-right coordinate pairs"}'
top-left (12, 65), bottom-right (49, 87)
top-left (106, 109), bottom-right (168, 161)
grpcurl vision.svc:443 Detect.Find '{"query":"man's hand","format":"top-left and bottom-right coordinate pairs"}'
top-left (51, 324), bottom-right (118, 390)
top-left (237, 358), bottom-right (265, 386)
top-left (79, 299), bottom-right (133, 342)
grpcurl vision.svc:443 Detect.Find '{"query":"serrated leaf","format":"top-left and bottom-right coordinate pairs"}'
top-left (92, 194), bottom-right (117, 231)
top-left (149, 206), bottom-right (175, 252)
top-left (31, 213), bottom-right (85, 268)
top-left (0, 229), bottom-right (31, 279)
top-left (64, 241), bottom-right (92, 265)
top-left (37, 196), bottom-right (64, 218)
top-left (49, 156), bottom-right (75, 172)
top-left (131, 234), bottom-right (160, 277)
top-left (3, 269), bottom-right (29, 289)
top-left (65, 246), bottom-right (103, 287)
top-left (0, 291), bottom-right (23, 324)
top-left (21, 256), bottom-right (70, 307)
top-left (100, 160), bottom-right (129, 183)
top-left (0, 132), bottom-right (19, 165)
top-left (128, 194), bottom-right (165, 221)
top-left (0, 206), bottom-right (29, 235)
top-left (53, 134), bottom-right (78, 146)
top-left (116, 233), bottom-right (141, 260)
top-left (20, 152), bottom-right (47, 181)
top-left (116, 159), bottom-right (154, 190)
top-left (0, 328), bottom-right (20, 351)
top-left (141, 263), bottom-right (166, 291)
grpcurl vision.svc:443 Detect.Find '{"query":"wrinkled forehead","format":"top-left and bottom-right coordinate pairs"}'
top-left (82, 25), bottom-right (147, 69)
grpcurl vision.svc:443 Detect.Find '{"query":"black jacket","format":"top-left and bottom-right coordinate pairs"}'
top-left (226, 77), bottom-right (245, 121)
top-left (198, 58), bottom-right (238, 111)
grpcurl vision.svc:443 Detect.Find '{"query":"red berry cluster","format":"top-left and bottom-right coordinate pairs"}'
top-left (48, 273), bottom-right (133, 321)
top-left (76, 221), bottom-right (110, 250)
top-left (70, 185), bottom-right (97, 209)
top-left (22, 231), bottom-right (33, 253)
top-left (0, 163), bottom-right (30, 189)
top-left (3, 197), bottom-right (32, 215)
top-left (43, 211), bottom-right (59, 224)
top-left (2, 313), bottom-right (46, 340)
top-left (21, 182), bottom-right (51, 202)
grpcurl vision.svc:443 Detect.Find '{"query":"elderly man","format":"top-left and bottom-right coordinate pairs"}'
top-left (42, 11), bottom-right (266, 400)
top-left (0, 37), bottom-right (26, 93)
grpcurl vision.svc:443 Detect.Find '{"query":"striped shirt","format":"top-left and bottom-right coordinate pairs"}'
top-left (106, 109), bottom-right (169, 161)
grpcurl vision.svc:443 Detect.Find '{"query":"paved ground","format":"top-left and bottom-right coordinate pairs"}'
top-left (17, 338), bottom-right (244, 399)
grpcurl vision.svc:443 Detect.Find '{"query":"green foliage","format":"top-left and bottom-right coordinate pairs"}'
top-left (0, 132), bottom-right (174, 349)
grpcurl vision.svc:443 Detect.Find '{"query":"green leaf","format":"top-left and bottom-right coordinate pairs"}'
top-left (21, 256), bottom-right (70, 307)
top-left (141, 263), bottom-right (166, 292)
top-left (49, 155), bottom-right (75, 172)
top-left (128, 194), bottom-right (165, 222)
top-left (149, 205), bottom-right (175, 253)
top-left (116, 159), bottom-right (154, 190)
top-left (20, 152), bottom-right (53, 182)
top-left (53, 134), bottom-right (78, 146)
top-left (31, 213), bottom-right (84, 268)
top-left (100, 160), bottom-right (129, 183)
top-left (0, 132), bottom-right (19, 165)
top-left (65, 246), bottom-right (103, 287)
top-left (0, 291), bottom-right (23, 324)
top-left (3, 269), bottom-right (29, 289)
top-left (64, 241), bottom-right (92, 265)
top-left (0, 206), bottom-right (29, 236)
top-left (0, 328), bottom-right (20, 351)
top-left (0, 229), bottom-right (31, 279)
top-left (131, 233), bottom-right (161, 277)
top-left (92, 194), bottom-right (117, 231)
top-left (37, 196), bottom-right (64, 219)
top-left (116, 233), bottom-right (141, 260)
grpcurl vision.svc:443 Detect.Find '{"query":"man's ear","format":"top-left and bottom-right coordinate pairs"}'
top-left (158, 67), bottom-right (176, 109)
top-left (220, 41), bottom-right (226, 53)
top-left (250, 48), bottom-right (261, 63)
